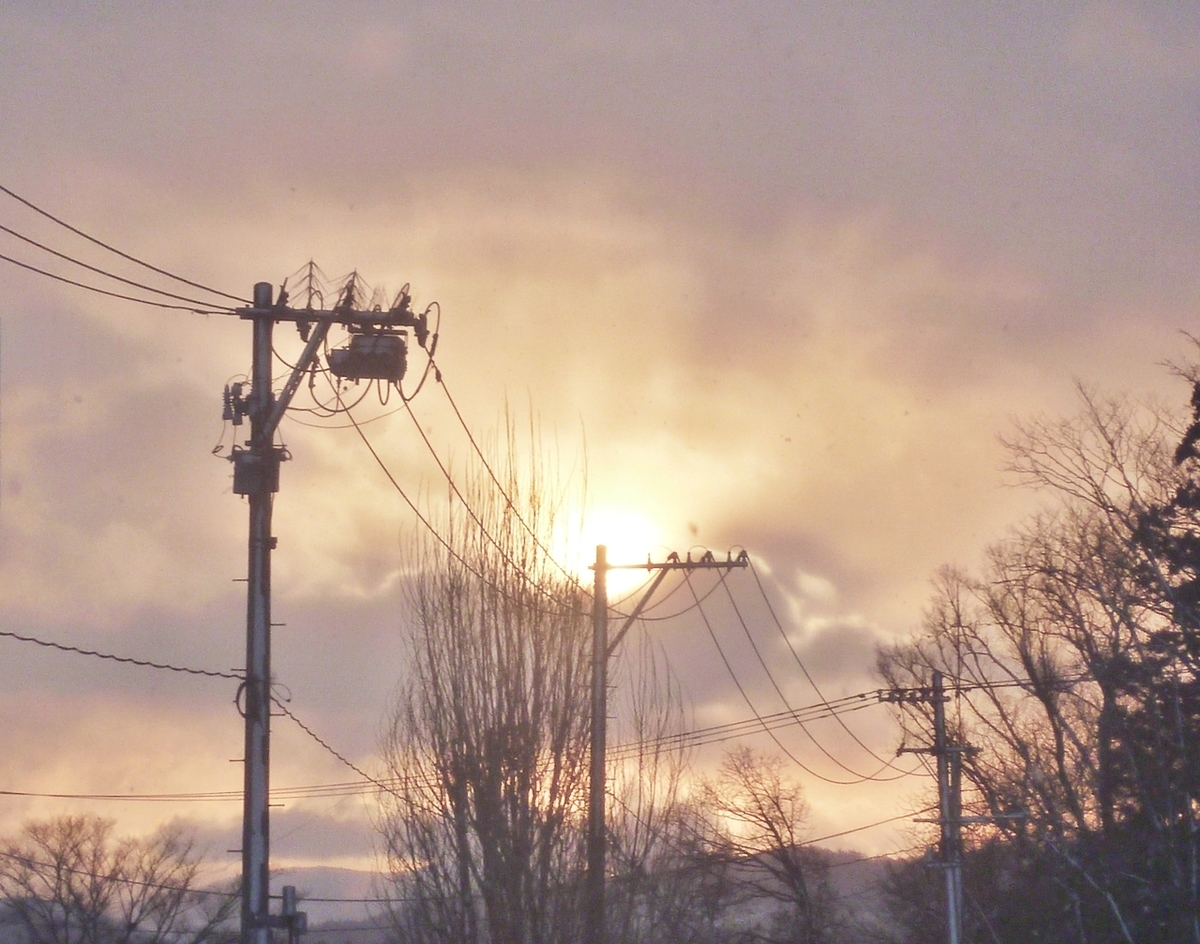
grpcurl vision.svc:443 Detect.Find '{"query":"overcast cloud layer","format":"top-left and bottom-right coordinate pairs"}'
top-left (0, 1), bottom-right (1198, 897)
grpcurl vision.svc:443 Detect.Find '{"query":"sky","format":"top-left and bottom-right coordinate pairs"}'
top-left (0, 0), bottom-right (1199, 915)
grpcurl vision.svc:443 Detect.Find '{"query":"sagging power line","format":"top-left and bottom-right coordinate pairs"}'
top-left (0, 182), bottom-right (248, 304)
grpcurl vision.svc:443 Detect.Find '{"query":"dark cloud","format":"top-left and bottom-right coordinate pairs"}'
top-left (790, 619), bottom-right (883, 690)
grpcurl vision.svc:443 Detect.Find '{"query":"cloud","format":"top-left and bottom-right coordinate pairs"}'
top-left (0, 1), bottom-right (1196, 866)
top-left (0, 337), bottom-right (242, 625)
top-left (789, 616), bottom-right (883, 689)
top-left (796, 571), bottom-right (837, 605)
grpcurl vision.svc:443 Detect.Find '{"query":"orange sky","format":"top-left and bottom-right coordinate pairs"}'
top-left (0, 1), bottom-right (1198, 910)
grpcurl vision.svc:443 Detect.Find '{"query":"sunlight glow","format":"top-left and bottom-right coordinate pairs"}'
top-left (563, 505), bottom-right (668, 595)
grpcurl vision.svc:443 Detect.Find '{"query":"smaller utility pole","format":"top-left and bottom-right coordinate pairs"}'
top-left (887, 675), bottom-right (1026, 944)
top-left (584, 547), bottom-right (749, 944)
top-left (934, 671), bottom-right (965, 944)
top-left (892, 671), bottom-right (970, 944)
top-left (280, 886), bottom-right (306, 944)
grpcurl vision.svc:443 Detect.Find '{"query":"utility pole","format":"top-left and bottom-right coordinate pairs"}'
top-left (586, 544), bottom-right (607, 944)
top-left (933, 671), bottom-right (965, 944)
top-left (228, 278), bottom-right (430, 944)
top-left (584, 547), bottom-right (750, 944)
top-left (238, 282), bottom-right (279, 944)
top-left (892, 671), bottom-right (971, 944)
top-left (887, 674), bottom-right (1027, 944)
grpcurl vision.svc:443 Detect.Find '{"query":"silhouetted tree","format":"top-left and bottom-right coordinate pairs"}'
top-left (377, 429), bottom-right (590, 944)
top-left (880, 385), bottom-right (1200, 942)
top-left (605, 636), bottom-right (725, 944)
top-left (377, 422), bottom-right (721, 944)
top-left (696, 747), bottom-right (833, 944)
top-left (0, 815), bottom-right (237, 944)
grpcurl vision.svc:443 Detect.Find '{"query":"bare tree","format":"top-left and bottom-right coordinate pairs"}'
top-left (378, 426), bottom-right (593, 944)
top-left (0, 815), bottom-right (238, 944)
top-left (605, 634), bottom-right (721, 944)
top-left (377, 415), bottom-right (716, 944)
top-left (697, 747), bottom-right (833, 944)
top-left (878, 386), bottom-right (1200, 942)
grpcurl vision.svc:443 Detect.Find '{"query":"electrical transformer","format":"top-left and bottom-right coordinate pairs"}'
top-left (327, 332), bottom-right (407, 383)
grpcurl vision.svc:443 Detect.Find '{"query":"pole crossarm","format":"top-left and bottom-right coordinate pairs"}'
top-left (602, 548), bottom-right (751, 570)
top-left (602, 550), bottom-right (749, 659)
top-left (899, 744), bottom-right (980, 756)
top-left (235, 300), bottom-right (429, 333)
top-left (882, 685), bottom-right (947, 706)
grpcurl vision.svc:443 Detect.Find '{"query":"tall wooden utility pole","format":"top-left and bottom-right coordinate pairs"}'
top-left (584, 547), bottom-right (749, 944)
top-left (229, 279), bottom-right (429, 944)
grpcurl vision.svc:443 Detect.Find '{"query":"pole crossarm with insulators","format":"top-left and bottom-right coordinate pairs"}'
top-left (227, 278), bottom-right (433, 944)
top-left (585, 547), bottom-right (749, 944)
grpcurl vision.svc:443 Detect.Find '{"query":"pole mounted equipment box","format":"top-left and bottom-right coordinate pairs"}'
top-left (328, 331), bottom-right (407, 383)
top-left (231, 445), bottom-right (286, 495)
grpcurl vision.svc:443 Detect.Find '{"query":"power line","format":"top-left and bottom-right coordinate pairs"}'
top-left (430, 363), bottom-right (583, 588)
top-left (803, 807), bottom-right (935, 846)
top-left (0, 222), bottom-right (238, 311)
top-left (0, 700), bottom-right (892, 806)
top-left (0, 618), bottom-right (1065, 808)
top-left (271, 697), bottom-right (400, 802)
top-left (720, 574), bottom-right (885, 781)
top-left (0, 628), bottom-right (241, 680)
top-left (609, 688), bottom-right (890, 761)
top-left (0, 708), bottom-right (884, 807)
top-left (300, 343), bottom-right (685, 629)
top-left (719, 574), bottom-right (910, 783)
top-left (341, 395), bottom-right (592, 620)
top-left (0, 670), bottom-right (1053, 811)
top-left (0, 689), bottom-right (896, 806)
top-left (0, 250), bottom-right (234, 314)
top-left (629, 565), bottom-right (735, 622)
top-left (0, 788), bottom-right (246, 803)
top-left (339, 397), bottom-right (495, 588)
top-left (399, 394), bottom-right (580, 597)
top-left (749, 559), bottom-right (914, 776)
top-left (684, 573), bottom-right (887, 787)
top-left (0, 182), bottom-right (247, 303)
